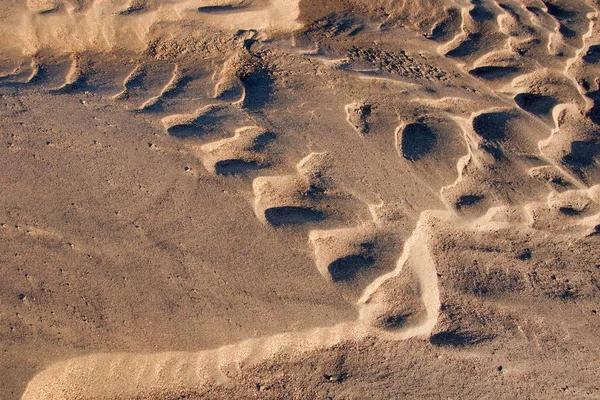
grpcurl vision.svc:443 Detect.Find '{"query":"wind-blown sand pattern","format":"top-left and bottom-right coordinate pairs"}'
top-left (1, 0), bottom-right (600, 399)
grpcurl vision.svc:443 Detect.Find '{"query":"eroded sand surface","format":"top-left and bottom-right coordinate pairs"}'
top-left (1, 0), bottom-right (600, 398)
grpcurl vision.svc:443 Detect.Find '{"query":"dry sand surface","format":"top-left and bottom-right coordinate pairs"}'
top-left (1, 0), bottom-right (600, 399)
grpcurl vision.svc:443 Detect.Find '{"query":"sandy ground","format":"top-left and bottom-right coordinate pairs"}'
top-left (1, 0), bottom-right (599, 399)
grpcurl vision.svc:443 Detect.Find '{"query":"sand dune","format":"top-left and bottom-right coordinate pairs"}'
top-left (0, 0), bottom-right (301, 54)
top-left (1, 0), bottom-right (599, 398)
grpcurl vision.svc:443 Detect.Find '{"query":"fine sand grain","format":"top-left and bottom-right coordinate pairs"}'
top-left (1, 0), bottom-right (600, 399)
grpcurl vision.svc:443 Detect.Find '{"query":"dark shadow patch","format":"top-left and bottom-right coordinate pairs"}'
top-left (543, 1), bottom-right (576, 20)
top-left (526, 5), bottom-right (543, 14)
top-left (559, 287), bottom-right (578, 299)
top-left (328, 254), bottom-right (375, 282)
top-left (550, 176), bottom-right (570, 186)
top-left (562, 140), bottom-right (600, 169)
top-left (400, 123), bottom-right (437, 161)
top-left (214, 79), bottom-right (244, 102)
top-left (558, 23), bottom-right (577, 38)
top-left (198, 5), bottom-right (248, 14)
top-left (379, 313), bottom-right (412, 330)
top-left (445, 34), bottom-right (482, 58)
top-left (346, 26), bottom-right (365, 37)
top-left (582, 45), bottom-right (600, 63)
top-left (167, 124), bottom-right (202, 138)
top-left (498, 3), bottom-right (520, 18)
top-left (469, 2), bottom-right (495, 22)
top-left (559, 206), bottom-right (582, 216)
top-left (20, 55), bottom-right (94, 93)
top-left (25, 64), bottom-right (50, 86)
top-left (480, 143), bottom-right (505, 160)
top-left (455, 194), bottom-right (484, 210)
top-left (264, 206), bottom-right (325, 226)
top-left (49, 67), bottom-right (94, 94)
top-left (587, 91), bottom-right (600, 125)
top-left (138, 76), bottom-right (194, 113)
top-left (304, 184), bottom-right (326, 200)
top-left (119, 4), bottom-right (147, 15)
top-left (214, 159), bottom-right (265, 176)
top-left (37, 5), bottom-right (62, 14)
top-left (517, 249), bottom-right (532, 260)
top-left (123, 69), bottom-right (147, 90)
top-left (0, 78), bottom-right (30, 89)
top-left (430, 329), bottom-right (492, 347)
top-left (514, 93), bottom-right (559, 117)
top-left (472, 111), bottom-right (515, 141)
top-left (469, 66), bottom-right (521, 80)
top-left (49, 81), bottom-right (89, 95)
top-left (241, 70), bottom-right (274, 111)
top-left (167, 114), bottom-right (224, 138)
top-left (137, 100), bottom-right (165, 113)
top-left (250, 131), bottom-right (276, 151)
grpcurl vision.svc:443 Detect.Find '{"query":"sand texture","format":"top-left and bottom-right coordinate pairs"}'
top-left (1, 0), bottom-right (600, 399)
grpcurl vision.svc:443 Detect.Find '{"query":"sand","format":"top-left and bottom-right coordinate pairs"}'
top-left (1, 0), bottom-right (599, 399)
